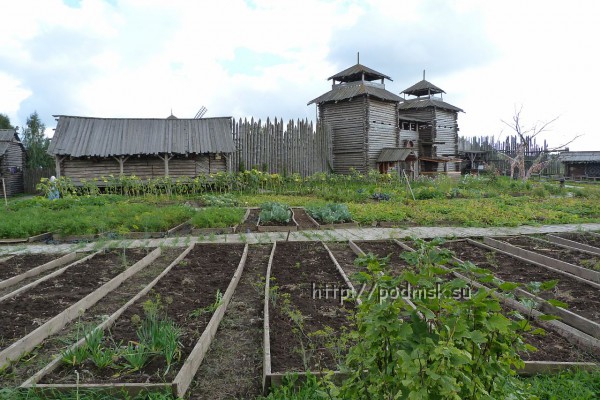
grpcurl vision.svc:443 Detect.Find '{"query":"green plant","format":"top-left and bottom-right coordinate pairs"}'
top-left (259, 202), bottom-right (291, 224)
top-left (121, 341), bottom-right (150, 372)
top-left (339, 240), bottom-right (532, 399)
top-left (306, 203), bottom-right (352, 224)
top-left (189, 289), bottom-right (223, 318)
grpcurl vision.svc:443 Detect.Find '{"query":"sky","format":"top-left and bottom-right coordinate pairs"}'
top-left (1, 0), bottom-right (599, 151)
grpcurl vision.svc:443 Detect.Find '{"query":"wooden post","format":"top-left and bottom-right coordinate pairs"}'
top-left (2, 178), bottom-right (7, 206)
top-left (54, 156), bottom-right (64, 178)
top-left (157, 153), bottom-right (173, 177)
top-left (113, 156), bottom-right (130, 176)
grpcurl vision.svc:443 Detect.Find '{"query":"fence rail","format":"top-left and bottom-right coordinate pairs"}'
top-left (23, 167), bottom-right (55, 194)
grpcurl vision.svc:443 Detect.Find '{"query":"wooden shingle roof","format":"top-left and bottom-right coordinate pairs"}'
top-left (328, 64), bottom-right (392, 83)
top-left (402, 79), bottom-right (445, 96)
top-left (0, 129), bottom-right (23, 155)
top-left (308, 82), bottom-right (402, 105)
top-left (48, 116), bottom-right (235, 157)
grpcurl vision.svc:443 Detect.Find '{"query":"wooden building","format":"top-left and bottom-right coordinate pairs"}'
top-left (558, 151), bottom-right (600, 179)
top-left (48, 116), bottom-right (235, 183)
top-left (0, 129), bottom-right (25, 197)
top-left (308, 63), bottom-right (404, 174)
top-left (398, 75), bottom-right (463, 174)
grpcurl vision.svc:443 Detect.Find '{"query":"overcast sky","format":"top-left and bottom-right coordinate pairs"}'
top-left (1, 0), bottom-right (599, 151)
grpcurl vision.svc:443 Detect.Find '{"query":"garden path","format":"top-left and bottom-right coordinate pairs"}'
top-left (2, 223), bottom-right (600, 255)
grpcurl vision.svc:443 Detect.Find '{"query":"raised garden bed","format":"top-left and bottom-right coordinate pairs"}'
top-left (552, 232), bottom-right (600, 249)
top-left (292, 208), bottom-right (319, 230)
top-left (485, 237), bottom-right (600, 284)
top-left (237, 208), bottom-right (259, 233)
top-left (0, 253), bottom-right (80, 291)
top-left (0, 232), bottom-right (53, 244)
top-left (441, 239), bottom-right (600, 339)
top-left (189, 207), bottom-right (247, 235)
top-left (31, 243), bottom-right (247, 398)
top-left (324, 242), bottom-right (362, 288)
top-left (257, 203), bottom-right (298, 232)
top-left (502, 236), bottom-right (600, 271)
top-left (304, 204), bottom-right (358, 230)
top-left (352, 240), bottom-right (413, 274)
top-left (0, 248), bottom-right (158, 368)
top-left (264, 241), bottom-right (355, 389)
top-left (547, 233), bottom-right (600, 255)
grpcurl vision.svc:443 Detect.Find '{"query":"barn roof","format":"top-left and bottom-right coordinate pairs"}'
top-left (328, 64), bottom-right (392, 83)
top-left (48, 116), bottom-right (235, 157)
top-left (558, 151), bottom-right (600, 163)
top-left (0, 129), bottom-right (24, 155)
top-left (377, 148), bottom-right (417, 162)
top-left (398, 97), bottom-right (463, 113)
top-left (308, 82), bottom-right (402, 105)
top-left (402, 79), bottom-right (445, 96)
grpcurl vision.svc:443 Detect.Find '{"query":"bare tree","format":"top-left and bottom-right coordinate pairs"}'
top-left (498, 106), bottom-right (581, 181)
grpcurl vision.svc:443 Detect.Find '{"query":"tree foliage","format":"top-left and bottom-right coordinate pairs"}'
top-left (20, 111), bottom-right (53, 169)
top-left (0, 113), bottom-right (13, 130)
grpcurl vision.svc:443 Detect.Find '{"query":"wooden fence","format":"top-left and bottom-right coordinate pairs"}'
top-left (231, 118), bottom-right (332, 177)
top-left (459, 136), bottom-right (564, 176)
top-left (24, 167), bottom-right (55, 194)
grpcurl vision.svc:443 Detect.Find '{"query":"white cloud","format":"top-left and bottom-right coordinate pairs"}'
top-left (0, 0), bottom-right (599, 151)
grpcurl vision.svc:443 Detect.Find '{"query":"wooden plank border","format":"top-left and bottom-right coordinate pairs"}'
top-left (0, 252), bottom-right (79, 291)
top-left (484, 237), bottom-right (600, 284)
top-left (173, 243), bottom-right (249, 396)
top-left (546, 234), bottom-right (600, 256)
top-left (0, 251), bottom-right (100, 303)
top-left (0, 248), bottom-right (161, 369)
top-left (262, 242), bottom-right (277, 392)
top-left (22, 245), bottom-right (194, 388)
top-left (462, 239), bottom-right (600, 339)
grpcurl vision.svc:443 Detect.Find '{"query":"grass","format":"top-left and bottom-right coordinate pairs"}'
top-left (522, 369), bottom-right (600, 399)
top-left (190, 207), bottom-right (245, 228)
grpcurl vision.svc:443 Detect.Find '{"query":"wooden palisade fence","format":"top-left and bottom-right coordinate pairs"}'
top-left (459, 135), bottom-right (564, 176)
top-left (231, 118), bottom-right (332, 177)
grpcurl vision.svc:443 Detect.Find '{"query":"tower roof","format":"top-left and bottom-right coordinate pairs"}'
top-left (402, 79), bottom-right (445, 97)
top-left (308, 82), bottom-right (402, 105)
top-left (328, 63), bottom-right (392, 83)
top-left (398, 97), bottom-right (463, 113)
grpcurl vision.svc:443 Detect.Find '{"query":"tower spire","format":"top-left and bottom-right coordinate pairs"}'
top-left (357, 52), bottom-right (360, 64)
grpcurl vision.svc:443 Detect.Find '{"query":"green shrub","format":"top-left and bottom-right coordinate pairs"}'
top-left (306, 203), bottom-right (352, 224)
top-left (259, 202), bottom-right (291, 223)
top-left (190, 207), bottom-right (245, 228)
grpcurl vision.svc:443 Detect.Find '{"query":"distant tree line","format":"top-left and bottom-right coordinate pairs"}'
top-left (0, 112), bottom-right (53, 169)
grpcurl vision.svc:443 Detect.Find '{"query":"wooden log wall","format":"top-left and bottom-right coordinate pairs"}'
top-left (0, 142), bottom-right (24, 197)
top-left (434, 109), bottom-right (460, 172)
top-left (61, 154), bottom-right (225, 183)
top-left (231, 117), bottom-right (331, 176)
top-left (319, 100), bottom-right (366, 174)
top-left (366, 99), bottom-right (398, 170)
top-left (23, 167), bottom-right (55, 194)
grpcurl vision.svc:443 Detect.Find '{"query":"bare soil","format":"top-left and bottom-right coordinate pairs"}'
top-left (502, 236), bottom-right (600, 270)
top-left (292, 208), bottom-right (319, 230)
top-left (42, 243), bottom-right (244, 384)
top-left (443, 240), bottom-right (600, 323)
top-left (555, 232), bottom-right (600, 249)
top-left (238, 209), bottom-right (259, 233)
top-left (0, 248), bottom-right (148, 349)
top-left (0, 254), bottom-right (63, 281)
top-left (500, 305), bottom-right (599, 363)
top-left (270, 241), bottom-right (354, 373)
top-left (354, 240), bottom-right (413, 274)
top-left (326, 242), bottom-right (362, 288)
top-left (0, 247), bottom-right (184, 387)
top-left (188, 244), bottom-right (272, 400)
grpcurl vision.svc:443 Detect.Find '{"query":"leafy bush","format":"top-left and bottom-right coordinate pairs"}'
top-left (370, 192), bottom-right (391, 201)
top-left (306, 203), bottom-right (352, 224)
top-left (200, 194), bottom-right (239, 207)
top-left (259, 202), bottom-right (291, 223)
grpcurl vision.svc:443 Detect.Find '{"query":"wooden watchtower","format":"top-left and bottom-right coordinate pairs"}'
top-left (398, 74), bottom-right (463, 174)
top-left (308, 63), bottom-right (403, 174)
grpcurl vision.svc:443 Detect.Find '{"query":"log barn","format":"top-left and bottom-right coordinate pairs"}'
top-left (399, 75), bottom-right (463, 174)
top-left (558, 151), bottom-right (600, 179)
top-left (48, 116), bottom-right (235, 183)
top-left (0, 129), bottom-right (25, 197)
